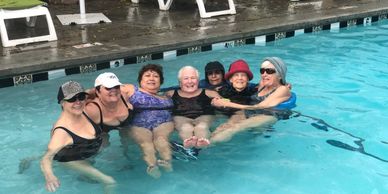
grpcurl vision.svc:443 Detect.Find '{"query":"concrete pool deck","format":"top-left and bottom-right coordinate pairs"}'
top-left (1, 0), bottom-right (388, 86)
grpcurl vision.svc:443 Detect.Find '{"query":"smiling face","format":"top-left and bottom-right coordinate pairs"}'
top-left (206, 70), bottom-right (224, 86)
top-left (62, 95), bottom-right (86, 115)
top-left (229, 72), bottom-right (249, 92)
top-left (140, 70), bottom-right (161, 92)
top-left (260, 61), bottom-right (281, 87)
top-left (97, 85), bottom-right (121, 103)
top-left (179, 67), bottom-right (199, 93)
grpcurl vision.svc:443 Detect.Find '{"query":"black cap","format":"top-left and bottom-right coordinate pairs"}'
top-left (205, 61), bottom-right (225, 73)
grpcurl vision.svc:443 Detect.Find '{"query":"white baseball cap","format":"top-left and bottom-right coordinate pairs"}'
top-left (94, 72), bottom-right (122, 88)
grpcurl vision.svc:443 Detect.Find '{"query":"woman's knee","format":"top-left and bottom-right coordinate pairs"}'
top-left (140, 142), bottom-right (156, 153)
top-left (102, 175), bottom-right (116, 185)
top-left (196, 121), bottom-right (211, 130)
top-left (154, 135), bottom-right (167, 143)
top-left (177, 123), bottom-right (194, 132)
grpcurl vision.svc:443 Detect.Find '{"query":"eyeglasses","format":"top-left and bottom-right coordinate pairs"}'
top-left (260, 68), bottom-right (276, 74)
top-left (104, 85), bottom-right (120, 91)
top-left (66, 93), bottom-right (87, 103)
top-left (207, 70), bottom-right (222, 76)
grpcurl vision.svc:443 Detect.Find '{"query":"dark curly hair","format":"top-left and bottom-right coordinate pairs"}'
top-left (137, 64), bottom-right (164, 85)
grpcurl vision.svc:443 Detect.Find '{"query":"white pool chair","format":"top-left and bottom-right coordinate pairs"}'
top-left (56, 0), bottom-right (111, 25)
top-left (131, 0), bottom-right (173, 11)
top-left (0, 4), bottom-right (57, 47)
top-left (196, 0), bottom-right (236, 18)
top-left (131, 0), bottom-right (236, 18)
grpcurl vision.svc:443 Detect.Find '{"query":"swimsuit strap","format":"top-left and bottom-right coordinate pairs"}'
top-left (171, 89), bottom-right (178, 98)
top-left (52, 126), bottom-right (77, 142)
top-left (82, 112), bottom-right (102, 135)
top-left (256, 87), bottom-right (264, 93)
top-left (199, 88), bottom-right (206, 96)
top-left (52, 113), bottom-right (101, 139)
top-left (120, 95), bottom-right (129, 108)
top-left (52, 126), bottom-right (70, 133)
top-left (256, 87), bottom-right (277, 98)
top-left (251, 87), bottom-right (277, 104)
top-left (86, 101), bottom-right (104, 129)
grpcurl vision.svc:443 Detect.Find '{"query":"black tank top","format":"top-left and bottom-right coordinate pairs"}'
top-left (171, 89), bottom-right (214, 119)
top-left (88, 96), bottom-right (133, 132)
top-left (53, 113), bottom-right (103, 162)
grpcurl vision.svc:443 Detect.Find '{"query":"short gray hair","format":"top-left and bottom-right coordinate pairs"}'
top-left (177, 66), bottom-right (200, 80)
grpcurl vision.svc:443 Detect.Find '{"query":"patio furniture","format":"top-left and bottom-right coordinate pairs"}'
top-left (56, 0), bottom-right (111, 25)
top-left (196, 0), bottom-right (236, 18)
top-left (131, 0), bottom-right (236, 18)
top-left (0, 0), bottom-right (57, 47)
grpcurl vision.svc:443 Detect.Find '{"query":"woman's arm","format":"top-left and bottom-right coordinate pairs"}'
top-left (164, 90), bottom-right (175, 98)
top-left (205, 89), bottom-right (221, 99)
top-left (40, 129), bottom-right (72, 192)
top-left (212, 86), bottom-right (290, 110)
top-left (249, 85), bottom-right (291, 109)
top-left (120, 84), bottom-right (135, 99)
top-left (212, 98), bottom-right (250, 109)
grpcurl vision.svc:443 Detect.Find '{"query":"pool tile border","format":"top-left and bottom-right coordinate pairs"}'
top-left (1, 14), bottom-right (387, 88)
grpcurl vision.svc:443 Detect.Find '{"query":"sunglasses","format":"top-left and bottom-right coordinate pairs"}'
top-left (260, 68), bottom-right (276, 74)
top-left (104, 85), bottom-right (120, 91)
top-left (66, 93), bottom-right (87, 103)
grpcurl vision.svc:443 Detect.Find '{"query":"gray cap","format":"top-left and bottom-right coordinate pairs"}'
top-left (57, 81), bottom-right (86, 104)
top-left (263, 57), bottom-right (287, 85)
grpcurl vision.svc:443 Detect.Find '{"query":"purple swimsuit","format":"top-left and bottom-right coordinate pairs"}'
top-left (129, 86), bottom-right (173, 130)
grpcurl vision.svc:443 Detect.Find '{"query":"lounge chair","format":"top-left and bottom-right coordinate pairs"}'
top-left (131, 0), bottom-right (236, 18)
top-left (0, 0), bottom-right (57, 47)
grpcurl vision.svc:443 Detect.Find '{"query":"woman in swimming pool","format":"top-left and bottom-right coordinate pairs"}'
top-left (85, 72), bottom-right (133, 157)
top-left (41, 81), bottom-right (115, 193)
top-left (211, 59), bottom-right (258, 134)
top-left (165, 66), bottom-right (220, 149)
top-left (120, 64), bottom-right (174, 178)
top-left (160, 61), bottom-right (227, 92)
top-left (210, 57), bottom-right (291, 143)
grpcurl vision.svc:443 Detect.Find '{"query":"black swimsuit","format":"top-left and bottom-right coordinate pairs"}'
top-left (171, 89), bottom-right (214, 119)
top-left (245, 88), bottom-right (291, 120)
top-left (88, 96), bottom-right (133, 132)
top-left (217, 84), bottom-right (257, 116)
top-left (53, 113), bottom-right (103, 162)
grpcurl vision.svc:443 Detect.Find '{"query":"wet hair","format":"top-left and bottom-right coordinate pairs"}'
top-left (137, 64), bottom-right (164, 84)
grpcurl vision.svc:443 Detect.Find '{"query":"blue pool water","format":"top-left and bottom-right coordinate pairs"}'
top-left (1, 20), bottom-right (388, 194)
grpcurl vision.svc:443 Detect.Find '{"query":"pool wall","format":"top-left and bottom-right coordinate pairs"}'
top-left (0, 13), bottom-right (387, 88)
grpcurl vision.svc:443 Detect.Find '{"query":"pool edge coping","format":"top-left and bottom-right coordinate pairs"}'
top-left (1, 9), bottom-right (388, 88)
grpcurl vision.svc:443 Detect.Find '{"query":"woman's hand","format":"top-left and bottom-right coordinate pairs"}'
top-left (45, 174), bottom-right (60, 192)
top-left (211, 98), bottom-right (230, 107)
top-left (85, 88), bottom-right (97, 100)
